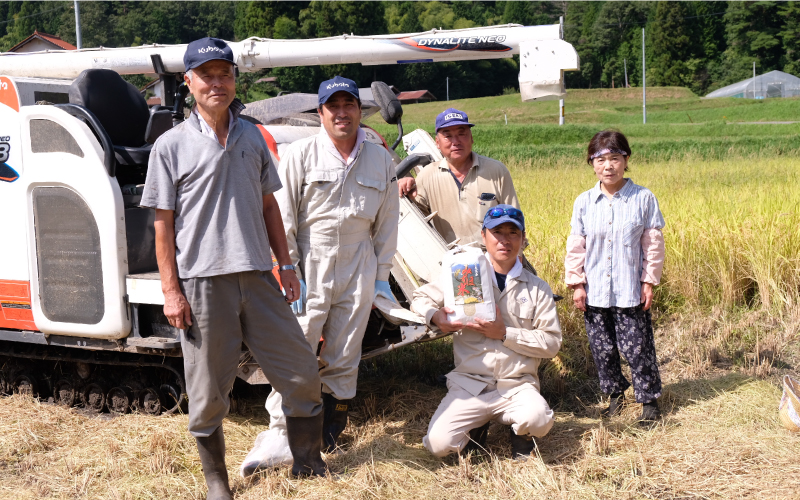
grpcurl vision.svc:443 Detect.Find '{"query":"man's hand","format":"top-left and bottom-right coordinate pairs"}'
top-left (431, 307), bottom-right (465, 333)
top-left (641, 282), bottom-right (654, 311)
top-left (466, 305), bottom-right (506, 340)
top-left (572, 284), bottom-right (587, 312)
top-left (398, 177), bottom-right (417, 198)
top-left (280, 269), bottom-right (302, 303)
top-left (164, 290), bottom-right (192, 330)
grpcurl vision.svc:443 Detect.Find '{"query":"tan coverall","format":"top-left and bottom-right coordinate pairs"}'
top-left (410, 260), bottom-right (562, 457)
top-left (266, 133), bottom-right (399, 429)
top-left (414, 154), bottom-right (519, 247)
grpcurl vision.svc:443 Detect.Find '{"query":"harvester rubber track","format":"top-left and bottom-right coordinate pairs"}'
top-left (0, 340), bottom-right (186, 416)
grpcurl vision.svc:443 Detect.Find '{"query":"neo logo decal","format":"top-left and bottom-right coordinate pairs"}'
top-left (0, 140), bottom-right (19, 183)
top-left (399, 34), bottom-right (511, 53)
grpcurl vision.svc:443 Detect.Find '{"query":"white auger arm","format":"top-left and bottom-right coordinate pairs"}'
top-left (0, 24), bottom-right (579, 101)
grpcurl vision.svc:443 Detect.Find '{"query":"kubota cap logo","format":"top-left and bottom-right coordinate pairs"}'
top-left (184, 37), bottom-right (235, 72)
top-left (198, 46), bottom-right (224, 54)
top-left (326, 81), bottom-right (351, 90)
top-left (318, 76), bottom-right (360, 106)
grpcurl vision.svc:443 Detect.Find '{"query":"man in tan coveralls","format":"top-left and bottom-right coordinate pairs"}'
top-left (411, 205), bottom-right (561, 460)
top-left (397, 108), bottom-right (519, 247)
top-left (263, 76), bottom-right (399, 455)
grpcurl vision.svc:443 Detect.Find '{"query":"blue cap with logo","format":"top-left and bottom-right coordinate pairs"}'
top-left (482, 204), bottom-right (525, 232)
top-left (184, 37), bottom-right (235, 72)
top-left (318, 76), bottom-right (360, 107)
top-left (435, 107), bottom-right (474, 132)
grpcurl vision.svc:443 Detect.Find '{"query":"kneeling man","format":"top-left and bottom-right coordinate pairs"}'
top-left (411, 205), bottom-right (561, 459)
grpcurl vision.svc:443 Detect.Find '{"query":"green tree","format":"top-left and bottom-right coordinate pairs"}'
top-left (779, 2), bottom-right (800, 76)
top-left (581, 1), bottom-right (654, 89)
top-left (563, 1), bottom-right (604, 88)
top-left (649, 1), bottom-right (694, 87)
top-left (720, 1), bottom-right (783, 86)
top-left (385, 1), bottom-right (424, 34)
top-left (0, 1), bottom-right (70, 51)
top-left (502, 1), bottom-right (561, 27)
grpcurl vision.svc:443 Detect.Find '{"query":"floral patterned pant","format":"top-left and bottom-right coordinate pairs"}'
top-left (584, 305), bottom-right (662, 403)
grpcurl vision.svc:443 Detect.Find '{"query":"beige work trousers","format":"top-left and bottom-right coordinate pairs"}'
top-left (180, 271), bottom-right (322, 437)
top-left (423, 381), bottom-right (554, 458)
top-left (267, 232), bottom-right (377, 429)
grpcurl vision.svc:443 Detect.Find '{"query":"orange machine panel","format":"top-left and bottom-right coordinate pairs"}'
top-left (256, 125), bottom-right (280, 160)
top-left (0, 280), bottom-right (38, 331)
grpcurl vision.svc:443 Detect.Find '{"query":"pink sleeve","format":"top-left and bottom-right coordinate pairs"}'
top-left (564, 235), bottom-right (587, 286)
top-left (641, 228), bottom-right (665, 285)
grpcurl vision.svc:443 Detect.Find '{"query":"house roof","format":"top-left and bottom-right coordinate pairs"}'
top-left (396, 90), bottom-right (436, 100)
top-left (8, 31), bottom-right (77, 52)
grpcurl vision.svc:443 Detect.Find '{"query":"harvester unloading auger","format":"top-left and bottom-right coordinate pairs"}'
top-left (0, 24), bottom-right (579, 415)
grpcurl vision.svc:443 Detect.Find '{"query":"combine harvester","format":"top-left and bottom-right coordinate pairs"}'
top-left (0, 24), bottom-right (578, 415)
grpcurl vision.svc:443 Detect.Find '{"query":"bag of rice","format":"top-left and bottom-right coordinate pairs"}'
top-left (441, 245), bottom-right (496, 324)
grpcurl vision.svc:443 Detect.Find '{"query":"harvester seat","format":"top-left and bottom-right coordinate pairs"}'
top-left (69, 69), bottom-right (172, 166)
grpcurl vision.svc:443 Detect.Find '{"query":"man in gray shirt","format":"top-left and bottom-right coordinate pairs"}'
top-left (141, 37), bottom-right (326, 497)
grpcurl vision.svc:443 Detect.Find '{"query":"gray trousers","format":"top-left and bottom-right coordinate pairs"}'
top-left (180, 271), bottom-right (322, 437)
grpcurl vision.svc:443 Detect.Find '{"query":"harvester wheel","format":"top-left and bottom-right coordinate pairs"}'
top-left (82, 382), bottom-right (107, 412)
top-left (53, 378), bottom-right (76, 406)
top-left (139, 387), bottom-right (164, 416)
top-left (160, 383), bottom-right (183, 414)
top-left (13, 373), bottom-right (38, 397)
top-left (107, 386), bottom-right (133, 415)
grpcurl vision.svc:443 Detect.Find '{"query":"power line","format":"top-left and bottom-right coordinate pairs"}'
top-left (0, 4), bottom-right (69, 27)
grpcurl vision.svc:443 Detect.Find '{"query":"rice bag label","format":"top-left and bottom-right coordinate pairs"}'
top-left (452, 264), bottom-right (483, 305)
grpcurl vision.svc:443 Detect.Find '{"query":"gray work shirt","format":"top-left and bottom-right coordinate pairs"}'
top-left (141, 103), bottom-right (282, 279)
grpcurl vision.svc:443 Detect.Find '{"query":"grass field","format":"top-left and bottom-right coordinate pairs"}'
top-left (367, 87), bottom-right (800, 164)
top-left (1, 88), bottom-right (798, 499)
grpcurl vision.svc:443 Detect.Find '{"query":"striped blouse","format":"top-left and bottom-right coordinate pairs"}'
top-left (566, 179), bottom-right (665, 308)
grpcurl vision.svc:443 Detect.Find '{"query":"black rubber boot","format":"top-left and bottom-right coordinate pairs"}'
top-left (322, 393), bottom-right (350, 453)
top-left (637, 400), bottom-right (662, 427)
top-left (600, 392), bottom-right (625, 418)
top-left (509, 429), bottom-right (536, 461)
top-left (286, 413), bottom-right (328, 477)
top-left (461, 422), bottom-right (490, 456)
top-left (195, 426), bottom-right (233, 500)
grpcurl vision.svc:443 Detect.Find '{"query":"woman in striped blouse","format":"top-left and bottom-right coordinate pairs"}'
top-left (564, 130), bottom-right (666, 425)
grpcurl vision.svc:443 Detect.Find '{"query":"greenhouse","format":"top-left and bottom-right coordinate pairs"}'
top-left (705, 70), bottom-right (800, 99)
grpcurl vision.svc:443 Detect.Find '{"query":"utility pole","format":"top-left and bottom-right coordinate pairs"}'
top-left (642, 28), bottom-right (646, 124)
top-left (559, 16), bottom-right (565, 125)
top-left (74, 1), bottom-right (82, 50)
top-left (753, 61), bottom-right (756, 99)
top-left (446, 77), bottom-right (449, 101)
top-left (624, 58), bottom-right (629, 88)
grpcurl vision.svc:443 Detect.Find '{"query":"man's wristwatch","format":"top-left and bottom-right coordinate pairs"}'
top-left (278, 264), bottom-right (296, 272)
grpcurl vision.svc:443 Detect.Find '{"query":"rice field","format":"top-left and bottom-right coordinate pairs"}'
top-left (0, 88), bottom-right (798, 499)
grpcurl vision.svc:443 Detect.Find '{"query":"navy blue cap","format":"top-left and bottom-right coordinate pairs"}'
top-left (482, 204), bottom-right (525, 232)
top-left (184, 37), bottom-right (235, 72)
top-left (318, 76), bottom-right (360, 107)
top-left (435, 108), bottom-right (474, 132)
